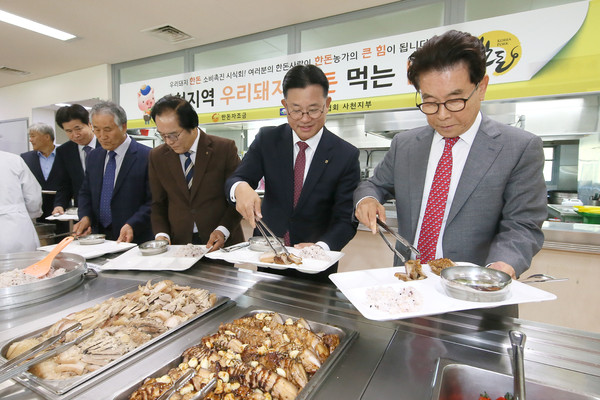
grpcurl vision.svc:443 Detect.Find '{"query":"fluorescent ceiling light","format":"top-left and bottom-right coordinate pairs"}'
top-left (0, 9), bottom-right (75, 41)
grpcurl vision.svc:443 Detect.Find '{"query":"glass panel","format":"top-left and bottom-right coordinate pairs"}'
top-left (194, 35), bottom-right (287, 70)
top-left (120, 56), bottom-right (185, 84)
top-left (465, 0), bottom-right (583, 20)
top-left (300, 3), bottom-right (444, 51)
top-left (544, 147), bottom-right (554, 160)
top-left (544, 160), bottom-right (554, 182)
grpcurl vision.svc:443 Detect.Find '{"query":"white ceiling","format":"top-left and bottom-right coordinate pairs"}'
top-left (0, 0), bottom-right (399, 89)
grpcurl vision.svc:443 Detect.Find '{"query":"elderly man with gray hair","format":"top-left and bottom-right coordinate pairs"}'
top-left (74, 101), bottom-right (153, 243)
top-left (21, 123), bottom-right (62, 224)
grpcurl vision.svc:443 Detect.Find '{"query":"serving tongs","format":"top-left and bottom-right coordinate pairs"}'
top-left (376, 217), bottom-right (420, 263)
top-left (0, 323), bottom-right (94, 384)
top-left (255, 217), bottom-right (291, 258)
top-left (157, 368), bottom-right (217, 400)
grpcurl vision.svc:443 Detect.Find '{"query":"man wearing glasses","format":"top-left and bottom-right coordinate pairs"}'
top-left (226, 64), bottom-right (361, 282)
top-left (149, 95), bottom-right (243, 250)
top-left (52, 104), bottom-right (99, 216)
top-left (354, 30), bottom-right (547, 281)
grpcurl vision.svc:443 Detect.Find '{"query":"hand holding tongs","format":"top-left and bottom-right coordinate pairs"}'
top-left (376, 217), bottom-right (420, 263)
top-left (0, 323), bottom-right (95, 384)
top-left (255, 217), bottom-right (290, 257)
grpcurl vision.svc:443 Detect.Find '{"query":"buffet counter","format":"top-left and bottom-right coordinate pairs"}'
top-left (1, 260), bottom-right (600, 399)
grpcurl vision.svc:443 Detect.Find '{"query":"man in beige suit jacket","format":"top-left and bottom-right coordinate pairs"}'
top-left (149, 95), bottom-right (243, 250)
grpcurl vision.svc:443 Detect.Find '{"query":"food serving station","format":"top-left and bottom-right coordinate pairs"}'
top-left (1, 252), bottom-right (600, 400)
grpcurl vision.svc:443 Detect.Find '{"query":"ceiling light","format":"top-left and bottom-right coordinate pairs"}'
top-left (0, 9), bottom-right (75, 41)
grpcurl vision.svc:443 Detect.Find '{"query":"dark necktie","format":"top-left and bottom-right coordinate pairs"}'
top-left (284, 141), bottom-right (309, 246)
top-left (83, 145), bottom-right (92, 157)
top-left (417, 137), bottom-right (460, 263)
top-left (184, 151), bottom-right (194, 190)
top-left (99, 151), bottom-right (117, 228)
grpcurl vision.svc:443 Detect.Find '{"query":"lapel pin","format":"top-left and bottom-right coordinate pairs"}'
top-left (325, 160), bottom-right (329, 164)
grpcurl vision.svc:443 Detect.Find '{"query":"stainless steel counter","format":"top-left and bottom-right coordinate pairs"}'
top-left (1, 261), bottom-right (600, 399)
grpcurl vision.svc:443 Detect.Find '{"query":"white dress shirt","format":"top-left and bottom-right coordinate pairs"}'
top-left (412, 112), bottom-right (482, 259)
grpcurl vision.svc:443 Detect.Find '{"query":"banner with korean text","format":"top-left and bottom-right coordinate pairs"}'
top-left (120, 1), bottom-right (593, 127)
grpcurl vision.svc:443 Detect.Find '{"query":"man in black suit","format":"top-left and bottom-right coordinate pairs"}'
top-left (74, 101), bottom-right (152, 243)
top-left (225, 64), bottom-right (361, 282)
top-left (52, 104), bottom-right (98, 215)
top-left (21, 123), bottom-right (63, 227)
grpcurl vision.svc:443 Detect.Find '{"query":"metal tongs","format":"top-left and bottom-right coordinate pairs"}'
top-left (376, 217), bottom-right (420, 263)
top-left (255, 217), bottom-right (290, 257)
top-left (0, 323), bottom-right (95, 384)
top-left (157, 370), bottom-right (217, 400)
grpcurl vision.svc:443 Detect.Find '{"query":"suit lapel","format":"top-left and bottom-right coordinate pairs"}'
top-left (190, 132), bottom-right (211, 198)
top-left (407, 128), bottom-right (434, 238)
top-left (447, 116), bottom-right (503, 225)
top-left (277, 126), bottom-right (295, 210)
top-left (113, 141), bottom-right (136, 196)
top-left (164, 146), bottom-right (189, 195)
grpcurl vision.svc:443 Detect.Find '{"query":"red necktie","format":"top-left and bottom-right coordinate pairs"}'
top-left (284, 141), bottom-right (309, 246)
top-left (417, 137), bottom-right (460, 263)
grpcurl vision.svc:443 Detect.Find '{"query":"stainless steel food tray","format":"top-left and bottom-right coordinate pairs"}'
top-left (0, 251), bottom-right (89, 310)
top-left (0, 281), bottom-right (232, 397)
top-left (114, 307), bottom-right (358, 400)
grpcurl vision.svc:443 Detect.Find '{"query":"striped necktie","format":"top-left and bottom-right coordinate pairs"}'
top-left (184, 151), bottom-right (194, 190)
top-left (417, 137), bottom-right (460, 263)
top-left (99, 151), bottom-right (117, 228)
top-left (284, 141), bottom-right (309, 246)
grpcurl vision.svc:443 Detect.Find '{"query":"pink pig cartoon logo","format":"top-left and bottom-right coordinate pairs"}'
top-left (137, 84), bottom-right (155, 125)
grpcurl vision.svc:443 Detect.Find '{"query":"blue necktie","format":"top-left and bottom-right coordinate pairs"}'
top-left (184, 152), bottom-right (194, 190)
top-left (83, 145), bottom-right (92, 157)
top-left (99, 151), bottom-right (116, 227)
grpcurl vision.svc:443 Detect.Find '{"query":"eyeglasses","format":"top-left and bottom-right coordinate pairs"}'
top-left (287, 105), bottom-right (326, 121)
top-left (416, 82), bottom-right (480, 115)
top-left (157, 128), bottom-right (185, 142)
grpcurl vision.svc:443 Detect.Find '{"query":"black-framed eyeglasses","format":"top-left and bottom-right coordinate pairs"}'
top-left (416, 82), bottom-right (480, 115)
top-left (287, 105), bottom-right (326, 121)
top-left (157, 128), bottom-right (185, 142)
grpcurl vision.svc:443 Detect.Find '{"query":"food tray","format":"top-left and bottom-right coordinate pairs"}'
top-left (99, 245), bottom-right (209, 271)
top-left (0, 251), bottom-right (89, 310)
top-left (0, 283), bottom-right (231, 397)
top-left (205, 245), bottom-right (344, 274)
top-left (329, 264), bottom-right (557, 321)
top-left (113, 308), bottom-right (358, 400)
top-left (38, 240), bottom-right (136, 259)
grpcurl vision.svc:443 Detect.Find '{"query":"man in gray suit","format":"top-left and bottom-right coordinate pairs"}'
top-left (354, 30), bottom-right (547, 279)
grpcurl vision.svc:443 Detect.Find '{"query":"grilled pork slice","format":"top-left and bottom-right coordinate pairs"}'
top-left (428, 258), bottom-right (457, 276)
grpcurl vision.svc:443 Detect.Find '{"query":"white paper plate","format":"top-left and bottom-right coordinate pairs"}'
top-left (38, 240), bottom-right (136, 259)
top-left (99, 245), bottom-right (208, 271)
top-left (329, 264), bottom-right (557, 321)
top-left (205, 245), bottom-right (343, 274)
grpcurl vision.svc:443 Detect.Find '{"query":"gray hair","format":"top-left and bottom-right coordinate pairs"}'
top-left (90, 101), bottom-right (128, 127)
top-left (28, 123), bottom-right (55, 141)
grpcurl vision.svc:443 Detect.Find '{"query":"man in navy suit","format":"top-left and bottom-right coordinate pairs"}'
top-left (21, 123), bottom-right (63, 226)
top-left (74, 101), bottom-right (153, 243)
top-left (225, 64), bottom-right (360, 281)
top-left (52, 104), bottom-right (99, 215)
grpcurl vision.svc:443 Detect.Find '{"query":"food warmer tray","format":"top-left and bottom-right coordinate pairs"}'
top-left (114, 308), bottom-right (359, 400)
top-left (0, 251), bottom-right (91, 310)
top-left (0, 281), bottom-right (233, 398)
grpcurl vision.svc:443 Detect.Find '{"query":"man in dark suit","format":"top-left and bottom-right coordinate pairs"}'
top-left (51, 104), bottom-right (99, 215)
top-left (21, 123), bottom-right (63, 226)
top-left (74, 101), bottom-right (153, 243)
top-left (354, 30), bottom-right (547, 280)
top-left (225, 64), bottom-right (361, 281)
top-left (148, 95), bottom-right (243, 249)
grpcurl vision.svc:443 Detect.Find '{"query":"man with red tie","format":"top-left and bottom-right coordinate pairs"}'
top-left (354, 30), bottom-right (547, 280)
top-left (225, 64), bottom-right (361, 282)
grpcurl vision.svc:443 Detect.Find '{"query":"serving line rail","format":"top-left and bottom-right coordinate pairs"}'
top-left (0, 260), bottom-right (599, 399)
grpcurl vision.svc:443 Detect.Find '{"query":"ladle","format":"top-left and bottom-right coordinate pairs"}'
top-left (509, 330), bottom-right (526, 400)
top-left (23, 236), bottom-right (74, 278)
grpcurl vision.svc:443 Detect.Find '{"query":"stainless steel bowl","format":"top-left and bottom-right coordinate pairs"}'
top-left (440, 265), bottom-right (512, 302)
top-left (139, 240), bottom-right (169, 256)
top-left (78, 233), bottom-right (106, 245)
top-left (248, 236), bottom-right (284, 252)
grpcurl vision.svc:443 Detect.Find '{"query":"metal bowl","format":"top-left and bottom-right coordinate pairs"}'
top-left (248, 236), bottom-right (284, 252)
top-left (139, 240), bottom-right (169, 256)
top-left (78, 233), bottom-right (106, 245)
top-left (440, 265), bottom-right (512, 302)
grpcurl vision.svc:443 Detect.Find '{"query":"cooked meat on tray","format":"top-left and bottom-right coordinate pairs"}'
top-left (129, 312), bottom-right (340, 400)
top-left (394, 259), bottom-right (427, 281)
top-left (428, 258), bottom-right (457, 276)
top-left (6, 280), bottom-right (217, 380)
